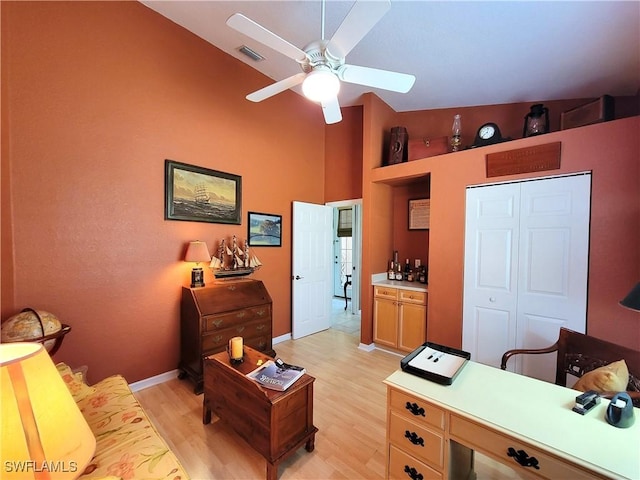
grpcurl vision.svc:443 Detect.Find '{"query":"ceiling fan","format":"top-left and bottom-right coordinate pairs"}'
top-left (226, 0), bottom-right (416, 124)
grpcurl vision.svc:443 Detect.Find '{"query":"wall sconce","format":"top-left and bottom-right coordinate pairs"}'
top-left (620, 282), bottom-right (640, 311)
top-left (1, 342), bottom-right (96, 479)
top-left (523, 103), bottom-right (549, 137)
top-left (184, 240), bottom-right (211, 288)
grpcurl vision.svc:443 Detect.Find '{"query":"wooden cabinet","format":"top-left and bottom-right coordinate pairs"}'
top-left (179, 279), bottom-right (275, 393)
top-left (373, 285), bottom-right (427, 352)
top-left (203, 347), bottom-right (317, 480)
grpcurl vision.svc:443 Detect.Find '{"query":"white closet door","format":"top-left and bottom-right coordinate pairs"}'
top-left (462, 183), bottom-right (520, 369)
top-left (463, 174), bottom-right (591, 383)
top-left (515, 175), bottom-right (591, 381)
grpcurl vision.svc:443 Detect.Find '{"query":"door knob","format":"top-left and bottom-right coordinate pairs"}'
top-left (292, 275), bottom-right (304, 280)
top-left (489, 297), bottom-right (496, 302)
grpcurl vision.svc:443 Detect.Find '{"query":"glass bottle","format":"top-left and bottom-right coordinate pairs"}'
top-left (451, 114), bottom-right (462, 152)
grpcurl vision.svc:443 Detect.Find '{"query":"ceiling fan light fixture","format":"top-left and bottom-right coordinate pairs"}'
top-left (302, 68), bottom-right (340, 103)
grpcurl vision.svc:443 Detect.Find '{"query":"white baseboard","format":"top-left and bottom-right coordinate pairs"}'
top-left (358, 342), bottom-right (375, 352)
top-left (273, 333), bottom-right (292, 345)
top-left (129, 369), bottom-right (180, 392)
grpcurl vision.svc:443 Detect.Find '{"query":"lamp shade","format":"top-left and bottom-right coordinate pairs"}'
top-left (620, 282), bottom-right (640, 312)
top-left (184, 241), bottom-right (211, 263)
top-left (1, 343), bottom-right (96, 479)
top-left (302, 68), bottom-right (340, 103)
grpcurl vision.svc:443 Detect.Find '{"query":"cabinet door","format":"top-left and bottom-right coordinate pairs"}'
top-left (398, 302), bottom-right (426, 352)
top-left (373, 297), bottom-right (398, 347)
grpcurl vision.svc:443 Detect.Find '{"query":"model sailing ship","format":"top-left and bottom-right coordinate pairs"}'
top-left (210, 235), bottom-right (262, 278)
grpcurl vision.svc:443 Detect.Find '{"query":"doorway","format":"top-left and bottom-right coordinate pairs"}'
top-left (328, 200), bottom-right (362, 337)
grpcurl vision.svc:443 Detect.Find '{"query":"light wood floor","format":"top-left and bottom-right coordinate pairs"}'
top-left (135, 321), bottom-right (519, 479)
top-left (136, 326), bottom-right (398, 480)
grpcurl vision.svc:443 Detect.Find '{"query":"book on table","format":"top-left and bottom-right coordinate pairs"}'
top-left (247, 358), bottom-right (305, 391)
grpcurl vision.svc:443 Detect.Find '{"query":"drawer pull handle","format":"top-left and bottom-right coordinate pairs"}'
top-left (403, 465), bottom-right (424, 480)
top-left (256, 324), bottom-right (266, 331)
top-left (405, 401), bottom-right (426, 417)
top-left (507, 447), bottom-right (540, 470)
top-left (404, 430), bottom-right (424, 447)
top-left (256, 309), bottom-right (265, 316)
top-left (213, 319), bottom-right (223, 328)
top-left (236, 326), bottom-right (245, 333)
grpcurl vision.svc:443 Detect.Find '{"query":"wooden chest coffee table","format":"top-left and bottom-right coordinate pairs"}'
top-left (203, 346), bottom-right (318, 480)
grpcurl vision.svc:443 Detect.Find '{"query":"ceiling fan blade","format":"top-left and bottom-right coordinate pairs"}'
top-left (227, 13), bottom-right (308, 62)
top-left (328, 0), bottom-right (391, 58)
top-left (337, 64), bottom-right (415, 93)
top-left (320, 97), bottom-right (342, 124)
top-left (246, 73), bottom-right (307, 102)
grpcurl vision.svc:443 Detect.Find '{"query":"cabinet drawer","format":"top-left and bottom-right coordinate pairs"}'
top-left (390, 389), bottom-right (445, 430)
top-left (449, 415), bottom-right (602, 480)
top-left (375, 286), bottom-right (398, 300)
top-left (389, 412), bottom-right (444, 469)
top-left (204, 305), bottom-right (271, 331)
top-left (398, 290), bottom-right (426, 305)
top-left (388, 444), bottom-right (442, 480)
top-left (202, 320), bottom-right (271, 352)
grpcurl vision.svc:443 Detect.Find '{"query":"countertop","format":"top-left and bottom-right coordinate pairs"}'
top-left (371, 273), bottom-right (427, 292)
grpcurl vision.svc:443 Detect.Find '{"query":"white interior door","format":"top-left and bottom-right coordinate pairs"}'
top-left (463, 174), bottom-right (591, 383)
top-left (292, 201), bottom-right (333, 339)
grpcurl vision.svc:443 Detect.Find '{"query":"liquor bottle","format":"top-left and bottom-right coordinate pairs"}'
top-left (387, 261), bottom-right (395, 280)
top-left (395, 262), bottom-right (403, 281)
top-left (404, 259), bottom-right (410, 281)
top-left (407, 269), bottom-right (414, 282)
top-left (451, 114), bottom-right (462, 152)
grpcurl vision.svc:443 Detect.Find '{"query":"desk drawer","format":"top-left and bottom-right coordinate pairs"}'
top-left (202, 320), bottom-right (270, 351)
top-left (450, 415), bottom-right (602, 480)
top-left (388, 444), bottom-right (442, 480)
top-left (390, 389), bottom-right (445, 430)
top-left (389, 412), bottom-right (444, 469)
top-left (204, 305), bottom-right (271, 331)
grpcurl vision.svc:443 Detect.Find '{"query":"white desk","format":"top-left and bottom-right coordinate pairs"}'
top-left (384, 361), bottom-right (639, 479)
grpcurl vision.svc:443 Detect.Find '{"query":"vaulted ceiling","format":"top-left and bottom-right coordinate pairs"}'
top-left (142, 1), bottom-right (640, 112)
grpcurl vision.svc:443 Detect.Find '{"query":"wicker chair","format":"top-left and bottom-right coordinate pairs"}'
top-left (501, 327), bottom-right (640, 407)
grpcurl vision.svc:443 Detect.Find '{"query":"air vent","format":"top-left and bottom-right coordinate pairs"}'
top-left (238, 45), bottom-right (265, 62)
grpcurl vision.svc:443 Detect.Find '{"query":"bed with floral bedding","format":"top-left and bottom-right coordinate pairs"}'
top-left (56, 363), bottom-right (189, 480)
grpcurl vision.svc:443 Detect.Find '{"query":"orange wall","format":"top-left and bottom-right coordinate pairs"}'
top-left (325, 106), bottom-right (363, 202)
top-left (362, 95), bottom-right (640, 351)
top-left (1, 2), bottom-right (329, 383)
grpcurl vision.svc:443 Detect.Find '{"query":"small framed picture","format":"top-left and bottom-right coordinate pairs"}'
top-left (248, 212), bottom-right (282, 247)
top-left (408, 199), bottom-right (430, 230)
top-left (165, 159), bottom-right (241, 224)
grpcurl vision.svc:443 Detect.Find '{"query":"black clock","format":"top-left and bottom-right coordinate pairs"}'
top-left (472, 122), bottom-right (507, 148)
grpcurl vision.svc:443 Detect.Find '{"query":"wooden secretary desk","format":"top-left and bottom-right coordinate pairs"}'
top-left (179, 278), bottom-right (275, 393)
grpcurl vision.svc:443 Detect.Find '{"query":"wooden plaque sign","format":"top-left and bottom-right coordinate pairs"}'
top-left (486, 142), bottom-right (561, 178)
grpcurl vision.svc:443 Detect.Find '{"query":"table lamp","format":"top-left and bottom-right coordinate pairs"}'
top-left (185, 240), bottom-right (211, 288)
top-left (620, 282), bottom-right (640, 311)
top-left (1, 342), bottom-right (96, 479)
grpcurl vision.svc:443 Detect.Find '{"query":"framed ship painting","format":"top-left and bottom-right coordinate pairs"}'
top-left (165, 160), bottom-right (241, 224)
top-left (248, 212), bottom-right (282, 247)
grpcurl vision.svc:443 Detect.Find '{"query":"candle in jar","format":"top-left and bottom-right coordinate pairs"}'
top-left (230, 336), bottom-right (243, 359)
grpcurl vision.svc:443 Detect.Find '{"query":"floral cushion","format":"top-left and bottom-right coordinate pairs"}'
top-left (56, 363), bottom-right (189, 480)
top-left (56, 362), bottom-right (97, 401)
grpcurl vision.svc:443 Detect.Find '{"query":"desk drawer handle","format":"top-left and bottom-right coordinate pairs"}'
top-left (405, 401), bottom-right (426, 417)
top-left (403, 465), bottom-right (424, 480)
top-left (507, 447), bottom-right (540, 470)
top-left (404, 430), bottom-right (424, 447)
